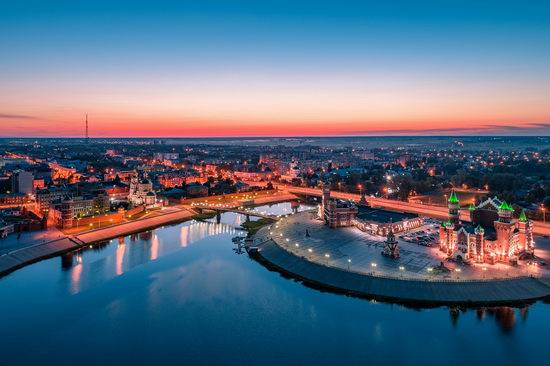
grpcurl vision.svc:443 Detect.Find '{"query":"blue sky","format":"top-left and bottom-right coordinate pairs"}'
top-left (1, 0), bottom-right (549, 136)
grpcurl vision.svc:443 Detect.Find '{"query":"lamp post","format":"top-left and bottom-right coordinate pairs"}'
top-left (347, 258), bottom-right (351, 270)
top-left (541, 205), bottom-right (546, 223)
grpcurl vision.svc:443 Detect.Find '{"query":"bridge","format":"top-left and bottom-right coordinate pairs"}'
top-left (191, 204), bottom-right (279, 221)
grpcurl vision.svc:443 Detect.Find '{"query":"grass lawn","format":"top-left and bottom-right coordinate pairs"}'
top-left (241, 218), bottom-right (276, 235)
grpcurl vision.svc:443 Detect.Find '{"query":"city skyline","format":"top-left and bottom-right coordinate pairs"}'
top-left (2, 0), bottom-right (550, 137)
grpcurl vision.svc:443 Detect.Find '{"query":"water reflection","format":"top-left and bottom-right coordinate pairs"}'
top-left (57, 200), bottom-right (537, 331)
top-left (449, 306), bottom-right (531, 332)
top-left (59, 216), bottom-right (247, 295)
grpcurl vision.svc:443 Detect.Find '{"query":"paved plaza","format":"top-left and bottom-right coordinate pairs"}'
top-left (258, 211), bottom-right (550, 281)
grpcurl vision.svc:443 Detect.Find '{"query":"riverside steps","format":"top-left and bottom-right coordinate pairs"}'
top-left (0, 237), bottom-right (81, 277)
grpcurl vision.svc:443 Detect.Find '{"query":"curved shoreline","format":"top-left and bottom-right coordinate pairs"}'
top-left (251, 238), bottom-right (550, 306)
top-left (0, 208), bottom-right (196, 278)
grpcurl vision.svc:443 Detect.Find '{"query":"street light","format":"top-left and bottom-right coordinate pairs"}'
top-left (347, 258), bottom-right (351, 270)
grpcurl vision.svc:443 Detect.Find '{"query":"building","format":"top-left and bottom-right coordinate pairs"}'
top-left (128, 174), bottom-right (156, 207)
top-left (158, 172), bottom-right (206, 188)
top-left (49, 194), bottom-right (110, 229)
top-left (0, 193), bottom-right (29, 206)
top-left (36, 186), bottom-right (73, 212)
top-left (185, 182), bottom-right (209, 198)
top-left (320, 184), bottom-right (358, 228)
top-left (439, 191), bottom-right (534, 264)
top-left (11, 170), bottom-right (34, 194)
top-left (320, 185), bottom-right (422, 234)
top-left (353, 207), bottom-right (423, 236)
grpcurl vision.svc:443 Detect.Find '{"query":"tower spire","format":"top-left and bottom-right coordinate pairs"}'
top-left (85, 113), bottom-right (89, 142)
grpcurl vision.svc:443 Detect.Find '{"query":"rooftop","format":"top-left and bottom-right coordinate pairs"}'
top-left (357, 207), bottom-right (418, 223)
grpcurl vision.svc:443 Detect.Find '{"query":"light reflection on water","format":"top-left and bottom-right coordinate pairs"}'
top-left (0, 202), bottom-right (548, 366)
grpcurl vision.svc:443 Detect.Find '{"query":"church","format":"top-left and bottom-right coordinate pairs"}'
top-left (439, 191), bottom-right (534, 264)
top-left (128, 173), bottom-right (157, 207)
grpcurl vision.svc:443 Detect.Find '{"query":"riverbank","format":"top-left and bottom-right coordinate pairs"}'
top-left (0, 198), bottom-right (300, 278)
top-left (0, 207), bottom-right (197, 278)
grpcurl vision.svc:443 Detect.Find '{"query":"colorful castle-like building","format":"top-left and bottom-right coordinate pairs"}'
top-left (439, 191), bottom-right (534, 264)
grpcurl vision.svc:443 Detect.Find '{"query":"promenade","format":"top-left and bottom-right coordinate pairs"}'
top-left (74, 207), bottom-right (195, 244)
top-left (252, 212), bottom-right (550, 305)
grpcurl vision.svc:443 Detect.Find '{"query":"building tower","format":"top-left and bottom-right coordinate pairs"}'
top-left (494, 201), bottom-right (515, 261)
top-left (518, 209), bottom-right (534, 255)
top-left (448, 190), bottom-right (460, 226)
top-left (474, 225), bottom-right (485, 262)
top-left (320, 183), bottom-right (331, 222)
top-left (61, 196), bottom-right (74, 229)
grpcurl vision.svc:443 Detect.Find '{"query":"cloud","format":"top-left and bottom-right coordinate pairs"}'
top-left (0, 113), bottom-right (39, 120)
top-left (345, 122), bottom-right (550, 136)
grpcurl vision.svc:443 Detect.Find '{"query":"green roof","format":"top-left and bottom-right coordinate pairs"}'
top-left (468, 203), bottom-right (476, 211)
top-left (519, 209), bottom-right (528, 222)
top-left (448, 190), bottom-right (459, 204)
top-left (499, 201), bottom-right (514, 211)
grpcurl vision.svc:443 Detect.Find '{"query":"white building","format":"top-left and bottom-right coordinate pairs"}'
top-left (128, 175), bottom-right (157, 207)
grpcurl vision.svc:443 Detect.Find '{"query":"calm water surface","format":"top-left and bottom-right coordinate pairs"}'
top-left (0, 202), bottom-right (548, 366)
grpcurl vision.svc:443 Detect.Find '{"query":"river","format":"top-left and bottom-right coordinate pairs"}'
top-left (0, 202), bottom-right (547, 365)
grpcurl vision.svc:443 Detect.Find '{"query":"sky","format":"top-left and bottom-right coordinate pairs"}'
top-left (1, 0), bottom-right (550, 137)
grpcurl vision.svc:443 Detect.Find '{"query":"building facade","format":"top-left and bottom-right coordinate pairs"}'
top-left (439, 191), bottom-right (534, 264)
top-left (128, 174), bottom-right (156, 207)
top-left (320, 184), bottom-right (358, 228)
